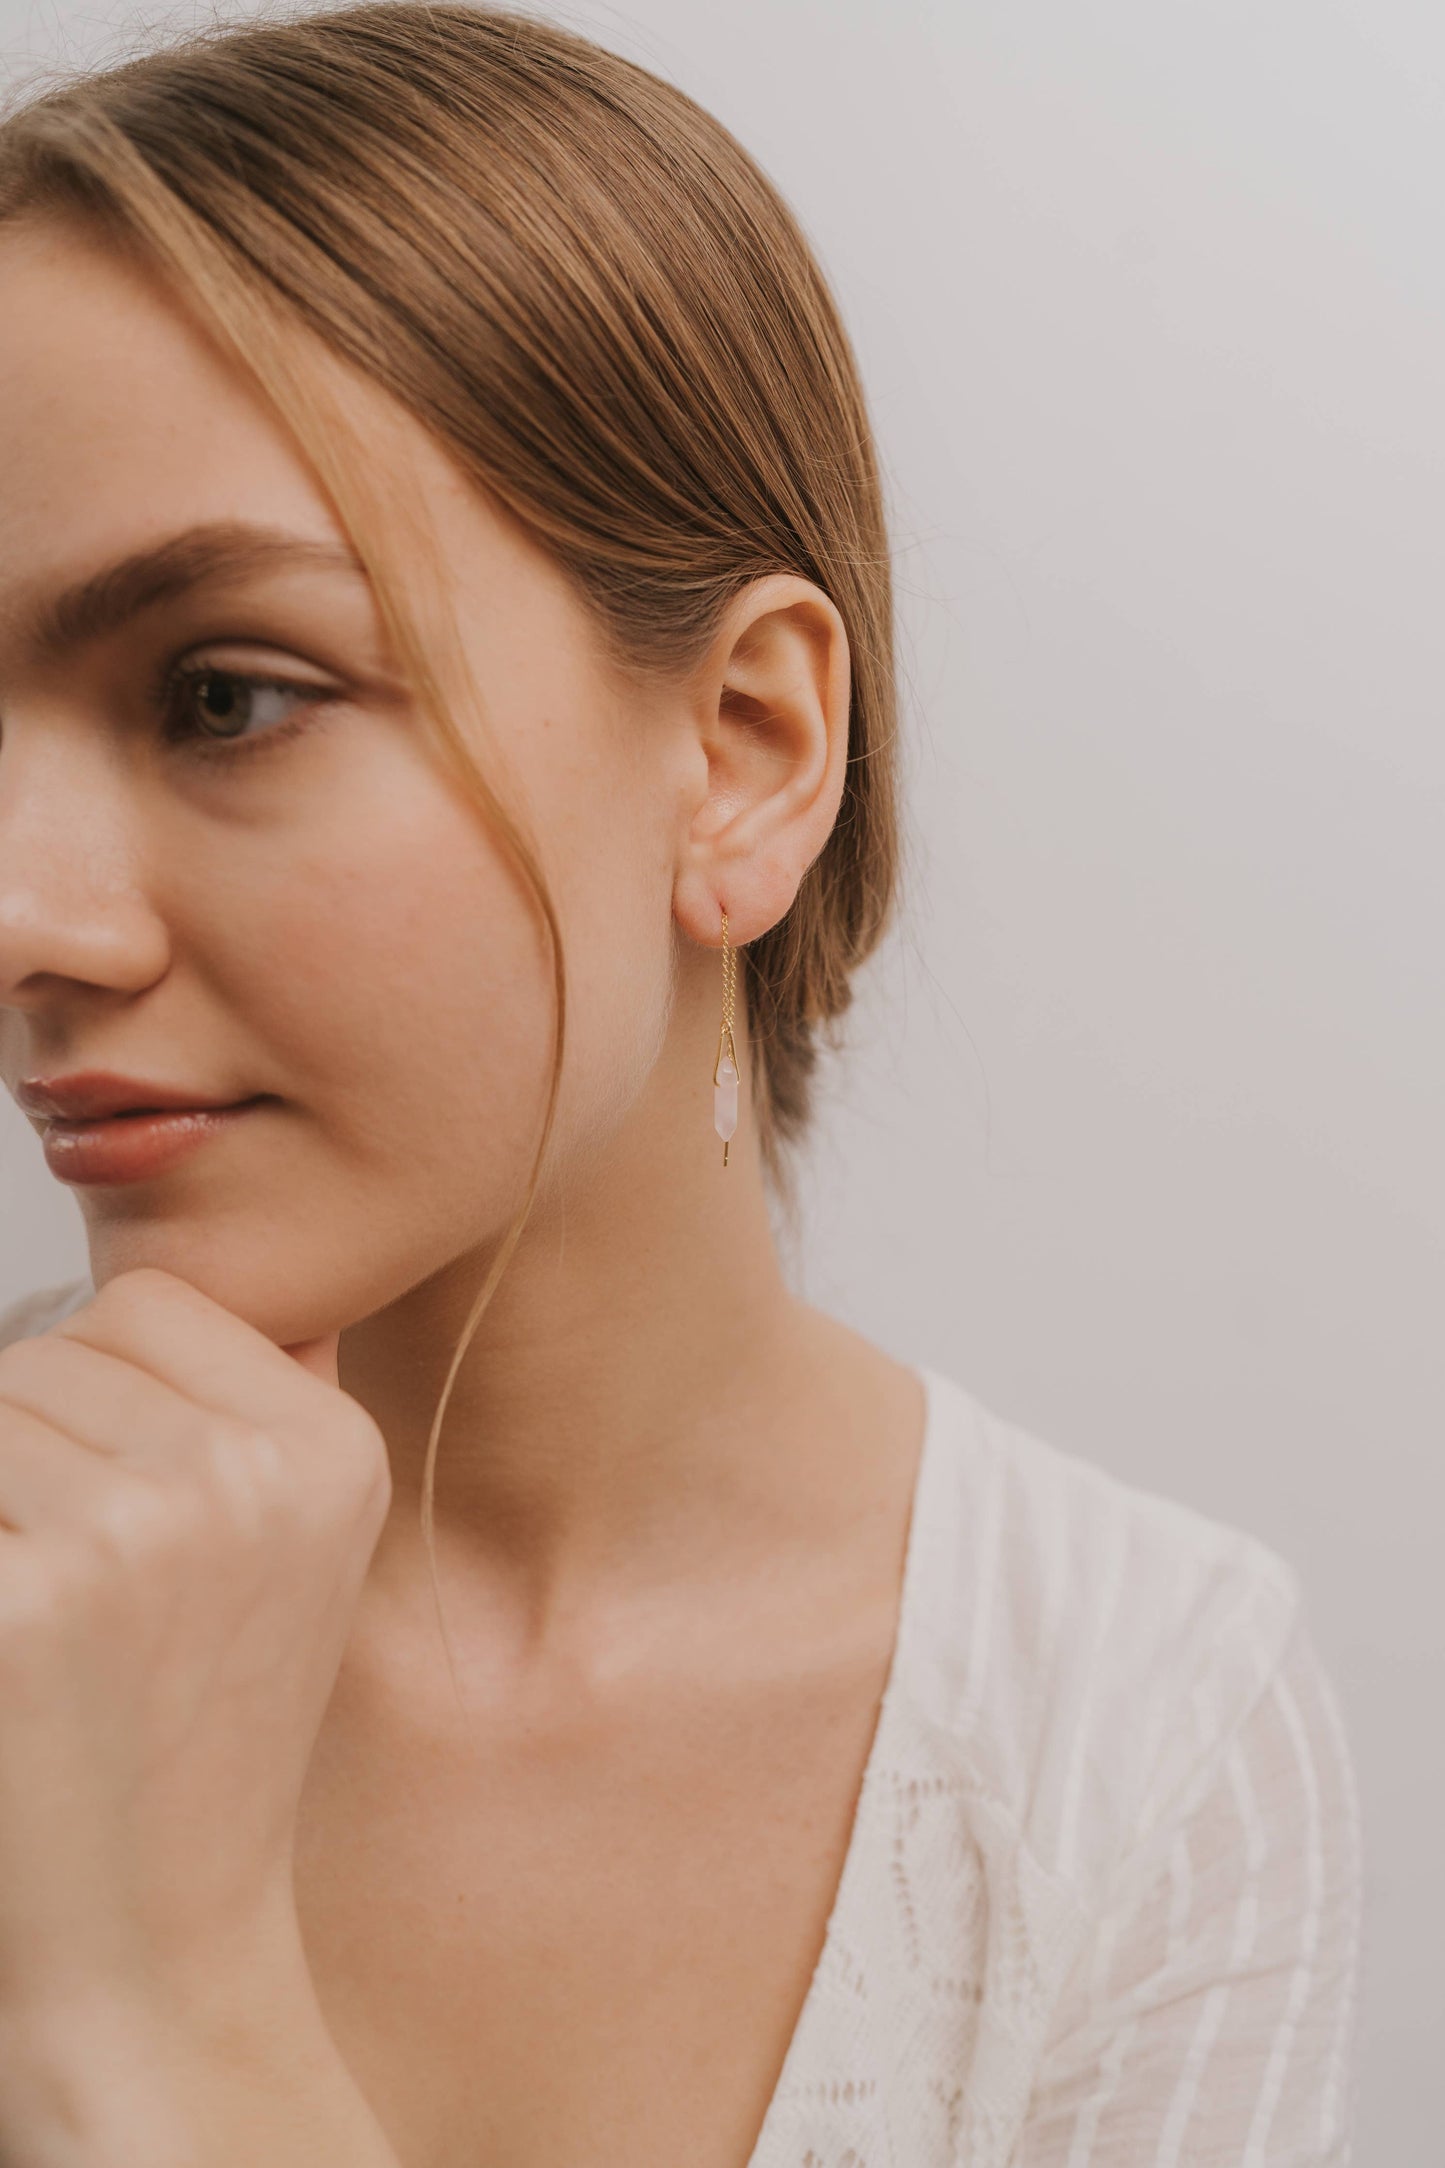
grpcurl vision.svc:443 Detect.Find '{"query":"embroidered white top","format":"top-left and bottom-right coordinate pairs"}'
top-left (0, 1278), bottom-right (1363, 2165)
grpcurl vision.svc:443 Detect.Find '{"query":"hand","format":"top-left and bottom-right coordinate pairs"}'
top-left (0, 1266), bottom-right (391, 2061)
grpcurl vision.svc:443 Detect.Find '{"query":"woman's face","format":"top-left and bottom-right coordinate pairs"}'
top-left (0, 217), bottom-right (699, 1343)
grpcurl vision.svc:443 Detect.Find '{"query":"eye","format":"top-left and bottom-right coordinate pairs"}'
top-left (159, 662), bottom-right (338, 761)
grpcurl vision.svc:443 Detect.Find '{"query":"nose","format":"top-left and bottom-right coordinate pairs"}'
top-left (0, 720), bottom-right (169, 1015)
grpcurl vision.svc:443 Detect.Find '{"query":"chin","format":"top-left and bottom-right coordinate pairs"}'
top-left (84, 1234), bottom-right (338, 1344)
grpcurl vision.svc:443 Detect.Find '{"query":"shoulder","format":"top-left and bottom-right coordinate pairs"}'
top-left (906, 1366), bottom-right (1331, 1905)
top-left (0, 1276), bottom-right (94, 1353)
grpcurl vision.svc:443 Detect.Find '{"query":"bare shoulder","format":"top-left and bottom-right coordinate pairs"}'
top-left (0, 1278), bottom-right (92, 1353)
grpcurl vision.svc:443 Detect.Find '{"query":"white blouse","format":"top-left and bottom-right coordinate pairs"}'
top-left (0, 1281), bottom-right (1363, 2163)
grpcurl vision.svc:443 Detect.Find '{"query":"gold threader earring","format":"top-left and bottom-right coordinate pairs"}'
top-left (713, 907), bottom-right (740, 1167)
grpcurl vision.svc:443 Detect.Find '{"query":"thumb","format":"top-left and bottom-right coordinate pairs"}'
top-left (281, 1326), bottom-right (342, 1389)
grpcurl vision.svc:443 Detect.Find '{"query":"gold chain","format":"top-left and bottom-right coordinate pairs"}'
top-left (714, 908), bottom-right (740, 1165)
top-left (720, 908), bottom-right (735, 1033)
top-left (713, 909), bottom-right (738, 1087)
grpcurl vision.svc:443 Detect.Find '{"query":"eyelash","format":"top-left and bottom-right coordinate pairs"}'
top-left (156, 660), bottom-right (338, 763)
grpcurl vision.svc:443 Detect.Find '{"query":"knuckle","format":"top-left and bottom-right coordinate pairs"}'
top-left (82, 1467), bottom-right (209, 1568)
top-left (0, 1536), bottom-right (122, 1672)
top-left (195, 1416), bottom-right (289, 1531)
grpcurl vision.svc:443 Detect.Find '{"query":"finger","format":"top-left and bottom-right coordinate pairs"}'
top-left (49, 1270), bottom-right (349, 1438)
top-left (0, 1333), bottom-right (211, 1473)
top-left (0, 1399), bottom-right (158, 1535)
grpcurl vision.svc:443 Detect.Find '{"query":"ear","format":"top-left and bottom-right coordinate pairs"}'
top-left (671, 573), bottom-right (851, 949)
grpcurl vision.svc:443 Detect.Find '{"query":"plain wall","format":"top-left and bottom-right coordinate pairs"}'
top-left (2, 0), bottom-right (1439, 2153)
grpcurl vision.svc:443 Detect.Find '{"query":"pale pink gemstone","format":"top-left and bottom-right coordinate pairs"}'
top-left (714, 1051), bottom-right (739, 1143)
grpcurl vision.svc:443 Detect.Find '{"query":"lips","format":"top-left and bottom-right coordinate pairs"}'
top-left (17, 1072), bottom-right (254, 1123)
top-left (44, 1105), bottom-right (236, 1129)
top-left (11, 1071), bottom-right (272, 1186)
top-left (37, 1099), bottom-right (268, 1185)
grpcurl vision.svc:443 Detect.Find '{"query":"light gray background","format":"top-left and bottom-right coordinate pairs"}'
top-left (2, 1), bottom-right (1439, 2153)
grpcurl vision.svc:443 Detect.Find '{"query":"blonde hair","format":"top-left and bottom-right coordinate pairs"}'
top-left (0, 2), bottom-right (902, 1672)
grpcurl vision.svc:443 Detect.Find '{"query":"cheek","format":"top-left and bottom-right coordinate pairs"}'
top-left (223, 772), bottom-right (556, 1199)
top-left (200, 716), bottom-right (674, 1253)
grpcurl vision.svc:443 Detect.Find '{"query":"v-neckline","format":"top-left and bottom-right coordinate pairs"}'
top-left (741, 1360), bottom-right (946, 2168)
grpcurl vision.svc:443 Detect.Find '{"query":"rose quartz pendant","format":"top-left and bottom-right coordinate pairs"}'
top-left (714, 1048), bottom-right (739, 1160)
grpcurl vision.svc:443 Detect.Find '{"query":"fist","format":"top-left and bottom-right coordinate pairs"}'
top-left (0, 1266), bottom-right (391, 2032)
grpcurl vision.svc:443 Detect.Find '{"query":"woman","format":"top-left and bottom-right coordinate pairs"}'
top-left (0, 6), bottom-right (1361, 2162)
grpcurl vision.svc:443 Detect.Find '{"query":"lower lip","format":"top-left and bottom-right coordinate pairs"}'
top-left (40, 1099), bottom-right (268, 1185)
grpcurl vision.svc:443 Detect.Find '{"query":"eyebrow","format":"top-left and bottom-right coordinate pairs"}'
top-left (10, 521), bottom-right (367, 666)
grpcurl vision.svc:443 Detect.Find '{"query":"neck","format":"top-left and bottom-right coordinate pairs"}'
top-left (333, 1020), bottom-right (852, 1671)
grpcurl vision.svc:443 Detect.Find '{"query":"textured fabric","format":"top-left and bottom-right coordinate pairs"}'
top-left (742, 1363), bottom-right (1363, 2168)
top-left (0, 1282), bottom-right (1363, 2163)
